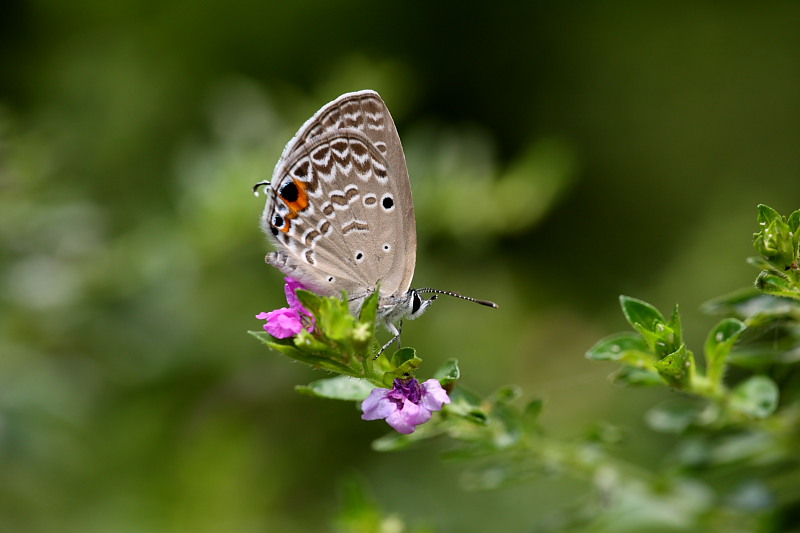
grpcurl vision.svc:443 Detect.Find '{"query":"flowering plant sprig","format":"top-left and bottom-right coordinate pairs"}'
top-left (251, 206), bottom-right (800, 531)
top-left (250, 278), bottom-right (454, 433)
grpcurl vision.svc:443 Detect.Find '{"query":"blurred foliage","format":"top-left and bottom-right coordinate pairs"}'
top-left (2, 1), bottom-right (800, 532)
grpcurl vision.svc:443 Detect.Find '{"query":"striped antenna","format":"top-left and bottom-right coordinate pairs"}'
top-left (415, 288), bottom-right (498, 309)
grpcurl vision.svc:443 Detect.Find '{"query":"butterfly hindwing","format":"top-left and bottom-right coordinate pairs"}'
top-left (262, 90), bottom-right (417, 306)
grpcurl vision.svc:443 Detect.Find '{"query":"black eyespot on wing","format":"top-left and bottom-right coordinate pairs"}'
top-left (280, 181), bottom-right (299, 202)
top-left (382, 196), bottom-right (394, 210)
top-left (270, 226), bottom-right (279, 236)
top-left (273, 214), bottom-right (284, 227)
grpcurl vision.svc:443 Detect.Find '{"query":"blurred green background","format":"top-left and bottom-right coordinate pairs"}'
top-left (1, 1), bottom-right (799, 531)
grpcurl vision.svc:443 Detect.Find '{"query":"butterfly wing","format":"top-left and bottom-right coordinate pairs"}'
top-left (262, 90), bottom-right (417, 305)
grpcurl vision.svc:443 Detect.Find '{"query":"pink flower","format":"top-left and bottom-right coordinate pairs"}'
top-left (361, 378), bottom-right (450, 434)
top-left (257, 277), bottom-right (316, 338)
top-left (256, 308), bottom-right (304, 338)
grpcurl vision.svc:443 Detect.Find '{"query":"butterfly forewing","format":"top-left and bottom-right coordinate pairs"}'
top-left (262, 90), bottom-right (417, 307)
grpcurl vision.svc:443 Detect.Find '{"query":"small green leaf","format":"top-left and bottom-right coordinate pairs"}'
top-left (704, 318), bottom-right (746, 387)
top-left (654, 345), bottom-right (693, 389)
top-left (756, 271), bottom-right (800, 301)
top-left (294, 289), bottom-right (322, 315)
top-left (523, 398), bottom-right (543, 421)
top-left (489, 385), bottom-right (521, 405)
top-left (619, 296), bottom-right (681, 357)
top-left (391, 346), bottom-right (417, 366)
top-left (787, 209), bottom-right (800, 233)
top-left (668, 304), bottom-right (683, 347)
top-left (358, 289), bottom-right (379, 327)
top-left (756, 204), bottom-right (782, 226)
top-left (611, 366), bottom-right (663, 386)
top-left (646, 399), bottom-right (705, 433)
top-left (296, 375), bottom-right (375, 401)
top-left (371, 432), bottom-right (415, 451)
top-left (586, 332), bottom-right (652, 363)
top-left (746, 255), bottom-right (772, 270)
top-left (446, 387), bottom-right (489, 424)
top-left (433, 358), bottom-right (460, 386)
top-left (317, 296), bottom-right (357, 341)
top-left (619, 295), bottom-right (666, 334)
top-left (391, 347), bottom-right (422, 376)
top-left (729, 375), bottom-right (779, 418)
top-left (249, 330), bottom-right (352, 373)
top-left (700, 287), bottom-right (766, 317)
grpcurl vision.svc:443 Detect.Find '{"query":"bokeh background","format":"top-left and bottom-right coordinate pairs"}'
top-left (2, 1), bottom-right (799, 531)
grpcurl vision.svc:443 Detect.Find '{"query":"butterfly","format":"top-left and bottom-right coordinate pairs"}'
top-left (254, 90), bottom-right (496, 352)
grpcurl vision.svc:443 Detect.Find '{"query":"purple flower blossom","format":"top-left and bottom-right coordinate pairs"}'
top-left (256, 277), bottom-right (316, 338)
top-left (361, 378), bottom-right (450, 434)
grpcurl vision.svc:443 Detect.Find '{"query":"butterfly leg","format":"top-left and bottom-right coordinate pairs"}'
top-left (376, 321), bottom-right (403, 358)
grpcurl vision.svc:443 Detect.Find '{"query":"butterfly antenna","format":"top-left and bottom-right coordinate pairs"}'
top-left (253, 180), bottom-right (271, 196)
top-left (415, 288), bottom-right (498, 309)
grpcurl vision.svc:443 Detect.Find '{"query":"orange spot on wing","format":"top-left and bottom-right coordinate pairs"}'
top-left (284, 179), bottom-right (309, 214)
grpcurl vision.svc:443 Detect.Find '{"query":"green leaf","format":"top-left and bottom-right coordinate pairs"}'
top-left (523, 398), bottom-right (543, 421)
top-left (729, 376), bottom-right (779, 418)
top-left (294, 288), bottom-right (322, 315)
top-left (787, 209), bottom-right (800, 233)
top-left (701, 287), bottom-right (770, 318)
top-left (446, 387), bottom-right (489, 424)
top-left (704, 318), bottom-right (746, 388)
top-left (370, 432), bottom-right (413, 451)
top-left (611, 366), bottom-right (663, 386)
top-left (654, 345), bottom-right (693, 389)
top-left (786, 209), bottom-right (800, 233)
top-left (433, 358), bottom-right (460, 386)
top-left (489, 385), bottom-right (522, 405)
top-left (667, 304), bottom-right (683, 347)
top-left (295, 375), bottom-right (375, 401)
top-left (756, 271), bottom-right (800, 301)
top-left (586, 332), bottom-right (652, 363)
top-left (619, 295), bottom-right (666, 334)
top-left (358, 289), bottom-right (379, 327)
top-left (646, 399), bottom-right (705, 433)
top-left (756, 204), bottom-right (782, 226)
top-left (317, 295), bottom-right (357, 341)
top-left (248, 330), bottom-right (352, 373)
top-left (391, 347), bottom-right (422, 376)
top-left (619, 296), bottom-right (681, 357)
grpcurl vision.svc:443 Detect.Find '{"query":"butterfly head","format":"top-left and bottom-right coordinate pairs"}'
top-left (377, 289), bottom-right (437, 325)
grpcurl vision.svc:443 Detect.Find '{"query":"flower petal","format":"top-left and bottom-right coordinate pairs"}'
top-left (284, 277), bottom-right (312, 315)
top-left (262, 307), bottom-right (304, 338)
top-left (420, 379), bottom-right (450, 411)
top-left (386, 400), bottom-right (430, 434)
top-left (361, 388), bottom-right (396, 420)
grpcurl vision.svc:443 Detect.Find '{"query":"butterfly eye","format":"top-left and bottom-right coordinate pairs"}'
top-left (411, 291), bottom-right (422, 314)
